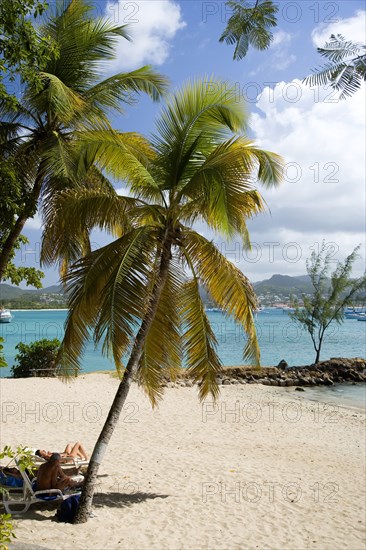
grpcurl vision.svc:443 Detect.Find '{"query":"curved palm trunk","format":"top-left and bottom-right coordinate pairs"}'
top-left (0, 172), bottom-right (43, 281)
top-left (73, 237), bottom-right (172, 524)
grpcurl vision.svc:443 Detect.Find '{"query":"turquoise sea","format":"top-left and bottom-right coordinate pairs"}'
top-left (1, 308), bottom-right (365, 407)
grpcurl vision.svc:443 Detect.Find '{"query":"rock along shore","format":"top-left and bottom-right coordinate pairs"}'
top-left (162, 358), bottom-right (366, 388)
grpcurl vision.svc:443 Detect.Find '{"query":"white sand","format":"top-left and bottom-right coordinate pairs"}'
top-left (1, 374), bottom-right (365, 550)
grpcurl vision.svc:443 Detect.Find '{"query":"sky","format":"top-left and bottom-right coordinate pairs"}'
top-left (14, 0), bottom-right (366, 286)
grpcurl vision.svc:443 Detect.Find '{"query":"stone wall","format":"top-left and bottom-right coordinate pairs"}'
top-left (162, 358), bottom-right (366, 388)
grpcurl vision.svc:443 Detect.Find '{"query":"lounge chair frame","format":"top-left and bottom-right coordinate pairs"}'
top-left (1, 459), bottom-right (71, 515)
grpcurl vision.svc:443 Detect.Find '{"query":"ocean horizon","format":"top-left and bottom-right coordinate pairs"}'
top-left (1, 308), bottom-right (365, 408)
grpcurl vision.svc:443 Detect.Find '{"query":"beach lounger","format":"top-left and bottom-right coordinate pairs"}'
top-left (2, 459), bottom-right (78, 515)
top-left (31, 453), bottom-right (89, 472)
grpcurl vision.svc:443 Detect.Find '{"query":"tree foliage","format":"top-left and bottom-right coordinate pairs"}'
top-left (0, 156), bottom-right (44, 286)
top-left (304, 34), bottom-right (366, 99)
top-left (11, 338), bottom-right (61, 378)
top-left (0, 338), bottom-right (6, 368)
top-left (290, 243), bottom-right (366, 363)
top-left (220, 0), bottom-right (278, 60)
top-left (43, 77), bottom-right (284, 400)
top-left (0, 0), bottom-right (56, 106)
top-left (0, 0), bottom-right (168, 283)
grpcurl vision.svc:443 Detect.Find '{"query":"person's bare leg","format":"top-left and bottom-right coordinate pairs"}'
top-left (69, 442), bottom-right (88, 460)
top-left (64, 443), bottom-right (73, 454)
top-left (76, 442), bottom-right (88, 460)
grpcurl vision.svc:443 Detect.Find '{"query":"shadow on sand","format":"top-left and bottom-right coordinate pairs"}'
top-left (5, 491), bottom-right (169, 525)
top-left (93, 491), bottom-right (169, 509)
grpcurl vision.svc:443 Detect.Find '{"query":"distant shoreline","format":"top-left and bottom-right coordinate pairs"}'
top-left (10, 308), bottom-right (68, 312)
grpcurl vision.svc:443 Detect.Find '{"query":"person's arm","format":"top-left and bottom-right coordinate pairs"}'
top-left (57, 464), bottom-right (70, 482)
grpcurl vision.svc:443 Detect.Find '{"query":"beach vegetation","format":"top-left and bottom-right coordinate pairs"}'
top-left (220, 0), bottom-right (279, 60)
top-left (42, 78), bottom-right (283, 522)
top-left (290, 243), bottom-right (366, 363)
top-left (304, 34), bottom-right (366, 99)
top-left (0, 159), bottom-right (44, 286)
top-left (0, 513), bottom-right (15, 550)
top-left (0, 0), bottom-right (55, 107)
top-left (0, 0), bottom-right (168, 282)
top-left (11, 338), bottom-right (60, 378)
top-left (0, 338), bottom-right (6, 368)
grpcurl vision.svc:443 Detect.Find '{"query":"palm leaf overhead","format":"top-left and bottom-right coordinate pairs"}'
top-left (220, 0), bottom-right (278, 60)
top-left (304, 34), bottom-right (366, 99)
top-left (0, 0), bottom-right (168, 281)
top-left (44, 77), bottom-right (284, 402)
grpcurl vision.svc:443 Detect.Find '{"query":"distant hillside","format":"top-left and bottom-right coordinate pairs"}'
top-left (0, 283), bottom-right (65, 308)
top-left (253, 274), bottom-right (314, 296)
top-left (0, 283), bottom-right (63, 300)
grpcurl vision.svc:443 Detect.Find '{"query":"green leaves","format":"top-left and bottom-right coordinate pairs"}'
top-left (182, 230), bottom-right (260, 365)
top-left (220, 0), bottom-right (279, 60)
top-left (290, 242), bottom-right (366, 363)
top-left (0, 0), bottom-right (56, 105)
top-left (304, 34), bottom-right (366, 100)
top-left (0, 338), bottom-right (7, 369)
top-left (57, 227), bottom-right (157, 377)
top-left (51, 77), bottom-right (282, 402)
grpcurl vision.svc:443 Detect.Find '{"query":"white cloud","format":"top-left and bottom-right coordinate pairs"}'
top-left (312, 9), bottom-right (366, 47)
top-left (272, 30), bottom-right (291, 47)
top-left (243, 78), bottom-right (366, 279)
top-left (24, 213), bottom-right (42, 231)
top-left (266, 30), bottom-right (296, 71)
top-left (104, 0), bottom-right (186, 71)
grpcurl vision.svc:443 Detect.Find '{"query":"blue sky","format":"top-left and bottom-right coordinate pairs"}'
top-left (14, 0), bottom-right (366, 286)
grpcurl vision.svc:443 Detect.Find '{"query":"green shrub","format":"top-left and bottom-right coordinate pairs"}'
top-left (0, 338), bottom-right (6, 368)
top-left (11, 339), bottom-right (60, 378)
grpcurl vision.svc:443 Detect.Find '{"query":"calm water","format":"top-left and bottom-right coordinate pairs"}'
top-left (1, 309), bottom-right (365, 407)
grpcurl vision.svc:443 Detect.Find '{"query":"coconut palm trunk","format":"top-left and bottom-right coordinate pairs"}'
top-left (73, 236), bottom-right (172, 523)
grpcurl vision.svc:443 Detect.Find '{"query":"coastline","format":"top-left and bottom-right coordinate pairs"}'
top-left (1, 374), bottom-right (364, 549)
top-left (10, 308), bottom-right (68, 312)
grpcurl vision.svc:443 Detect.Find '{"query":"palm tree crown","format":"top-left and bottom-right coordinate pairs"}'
top-left (42, 77), bottom-right (284, 404)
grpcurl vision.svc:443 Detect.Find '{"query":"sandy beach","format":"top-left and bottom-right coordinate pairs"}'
top-left (0, 373), bottom-right (365, 550)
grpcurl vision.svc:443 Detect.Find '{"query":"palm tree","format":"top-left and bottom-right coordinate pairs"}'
top-left (41, 77), bottom-right (283, 522)
top-left (220, 0), bottom-right (278, 60)
top-left (0, 0), bottom-right (167, 281)
top-left (304, 34), bottom-right (366, 99)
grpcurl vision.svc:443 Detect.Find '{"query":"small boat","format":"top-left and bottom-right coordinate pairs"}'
top-left (356, 313), bottom-right (366, 321)
top-left (0, 309), bottom-right (12, 323)
top-left (344, 307), bottom-right (366, 319)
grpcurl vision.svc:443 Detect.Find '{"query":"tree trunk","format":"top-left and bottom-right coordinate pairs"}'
top-left (73, 236), bottom-right (172, 524)
top-left (0, 173), bottom-right (43, 281)
top-left (315, 348), bottom-right (320, 364)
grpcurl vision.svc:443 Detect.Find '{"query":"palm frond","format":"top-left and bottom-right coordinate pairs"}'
top-left (85, 67), bottom-right (169, 113)
top-left (178, 137), bottom-right (282, 236)
top-left (220, 0), bottom-right (278, 60)
top-left (182, 229), bottom-right (260, 365)
top-left (57, 227), bottom-right (156, 377)
top-left (303, 34), bottom-right (366, 99)
top-left (41, 186), bottom-right (137, 269)
top-left (179, 277), bottom-right (222, 401)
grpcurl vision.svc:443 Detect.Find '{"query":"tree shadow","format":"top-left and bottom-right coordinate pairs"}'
top-left (2, 492), bottom-right (170, 524)
top-left (93, 491), bottom-right (169, 509)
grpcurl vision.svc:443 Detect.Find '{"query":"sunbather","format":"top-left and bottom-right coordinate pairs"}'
top-left (35, 442), bottom-right (88, 462)
top-left (35, 453), bottom-right (82, 491)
